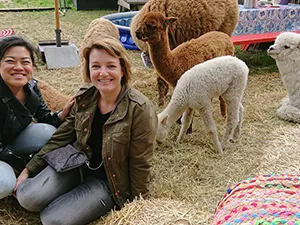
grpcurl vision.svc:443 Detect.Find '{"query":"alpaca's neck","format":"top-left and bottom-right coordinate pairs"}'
top-left (276, 60), bottom-right (300, 96)
top-left (161, 101), bottom-right (187, 127)
top-left (147, 31), bottom-right (177, 86)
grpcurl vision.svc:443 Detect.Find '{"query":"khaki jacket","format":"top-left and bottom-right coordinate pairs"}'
top-left (26, 83), bottom-right (158, 207)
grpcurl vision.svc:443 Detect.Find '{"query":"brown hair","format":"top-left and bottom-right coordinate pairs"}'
top-left (82, 38), bottom-right (132, 85)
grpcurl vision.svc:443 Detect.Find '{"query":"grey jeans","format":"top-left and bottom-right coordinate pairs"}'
top-left (17, 166), bottom-right (115, 225)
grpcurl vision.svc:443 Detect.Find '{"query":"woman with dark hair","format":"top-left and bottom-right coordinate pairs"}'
top-left (15, 38), bottom-right (158, 225)
top-left (0, 35), bottom-right (73, 198)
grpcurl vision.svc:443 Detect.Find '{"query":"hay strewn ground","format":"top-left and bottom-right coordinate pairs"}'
top-left (1, 9), bottom-right (299, 225)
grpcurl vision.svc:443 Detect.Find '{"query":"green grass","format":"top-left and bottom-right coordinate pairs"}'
top-left (235, 45), bottom-right (278, 75)
top-left (0, 0), bottom-right (74, 8)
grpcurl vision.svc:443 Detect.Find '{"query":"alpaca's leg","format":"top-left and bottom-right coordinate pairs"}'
top-left (177, 108), bottom-right (194, 143)
top-left (186, 118), bottom-right (193, 134)
top-left (279, 97), bottom-right (289, 107)
top-left (231, 103), bottom-right (244, 142)
top-left (277, 101), bottom-right (300, 123)
top-left (200, 103), bottom-right (223, 154)
top-left (221, 98), bottom-right (240, 148)
top-left (219, 96), bottom-right (227, 118)
top-left (176, 115), bottom-right (193, 135)
top-left (157, 76), bottom-right (169, 106)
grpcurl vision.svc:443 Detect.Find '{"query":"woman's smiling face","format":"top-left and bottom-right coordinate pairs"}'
top-left (89, 48), bottom-right (123, 95)
top-left (0, 46), bottom-right (33, 91)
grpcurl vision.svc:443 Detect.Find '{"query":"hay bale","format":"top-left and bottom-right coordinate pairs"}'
top-left (256, 126), bottom-right (300, 174)
top-left (212, 174), bottom-right (300, 224)
top-left (103, 198), bottom-right (207, 225)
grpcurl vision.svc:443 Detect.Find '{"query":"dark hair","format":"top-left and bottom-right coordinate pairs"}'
top-left (0, 35), bottom-right (38, 65)
top-left (82, 38), bottom-right (132, 85)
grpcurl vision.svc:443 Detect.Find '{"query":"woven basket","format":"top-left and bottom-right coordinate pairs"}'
top-left (213, 174), bottom-right (300, 225)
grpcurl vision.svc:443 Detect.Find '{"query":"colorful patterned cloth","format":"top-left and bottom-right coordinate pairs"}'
top-left (213, 174), bottom-right (300, 225)
top-left (0, 28), bottom-right (15, 38)
top-left (233, 4), bottom-right (300, 36)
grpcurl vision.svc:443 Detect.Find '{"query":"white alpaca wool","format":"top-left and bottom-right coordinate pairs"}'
top-left (156, 56), bottom-right (249, 154)
top-left (268, 32), bottom-right (300, 123)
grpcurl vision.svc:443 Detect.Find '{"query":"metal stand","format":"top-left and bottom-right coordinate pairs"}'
top-left (55, 29), bottom-right (62, 47)
top-left (59, 0), bottom-right (67, 16)
top-left (117, 0), bottom-right (148, 12)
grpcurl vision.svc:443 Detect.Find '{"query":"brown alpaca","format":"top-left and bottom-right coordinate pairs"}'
top-left (135, 12), bottom-right (235, 117)
top-left (130, 0), bottom-right (238, 106)
top-left (36, 79), bottom-right (70, 111)
top-left (80, 18), bottom-right (119, 55)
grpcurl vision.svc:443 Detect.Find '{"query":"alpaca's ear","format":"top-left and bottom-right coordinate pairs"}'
top-left (160, 114), bottom-right (169, 125)
top-left (165, 17), bottom-right (177, 26)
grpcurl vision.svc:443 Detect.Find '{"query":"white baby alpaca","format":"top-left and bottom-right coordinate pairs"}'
top-left (156, 56), bottom-right (249, 154)
top-left (267, 32), bottom-right (300, 123)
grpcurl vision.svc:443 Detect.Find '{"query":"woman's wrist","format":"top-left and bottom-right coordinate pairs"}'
top-left (56, 109), bottom-right (63, 121)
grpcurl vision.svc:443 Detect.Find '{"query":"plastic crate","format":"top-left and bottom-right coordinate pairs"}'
top-left (102, 11), bottom-right (139, 50)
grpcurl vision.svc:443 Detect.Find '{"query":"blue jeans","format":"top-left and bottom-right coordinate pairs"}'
top-left (8, 123), bottom-right (56, 156)
top-left (0, 123), bottom-right (56, 198)
top-left (17, 166), bottom-right (115, 225)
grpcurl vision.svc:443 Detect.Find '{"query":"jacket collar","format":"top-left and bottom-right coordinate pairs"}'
top-left (0, 75), bottom-right (14, 103)
top-left (75, 83), bottom-right (130, 124)
top-left (0, 76), bottom-right (36, 101)
top-left (0, 76), bottom-right (39, 116)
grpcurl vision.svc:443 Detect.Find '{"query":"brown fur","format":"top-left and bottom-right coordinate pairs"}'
top-left (131, 0), bottom-right (238, 52)
top-left (80, 18), bottom-right (119, 56)
top-left (36, 79), bottom-right (70, 111)
top-left (135, 12), bottom-right (234, 115)
top-left (79, 18), bottom-right (120, 82)
top-left (130, 0), bottom-right (238, 106)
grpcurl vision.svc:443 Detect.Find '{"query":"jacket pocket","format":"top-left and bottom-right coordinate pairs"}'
top-left (110, 132), bottom-right (129, 163)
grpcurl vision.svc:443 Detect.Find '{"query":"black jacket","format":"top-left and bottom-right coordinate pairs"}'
top-left (0, 76), bottom-right (61, 145)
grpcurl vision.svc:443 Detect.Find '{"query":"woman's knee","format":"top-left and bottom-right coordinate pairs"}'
top-left (41, 212), bottom-right (68, 225)
top-left (17, 179), bottom-right (45, 212)
top-left (40, 178), bottom-right (115, 225)
top-left (9, 123), bottom-right (56, 155)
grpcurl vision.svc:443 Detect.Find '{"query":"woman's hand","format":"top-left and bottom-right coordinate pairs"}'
top-left (58, 96), bottom-right (75, 121)
top-left (14, 168), bottom-right (30, 196)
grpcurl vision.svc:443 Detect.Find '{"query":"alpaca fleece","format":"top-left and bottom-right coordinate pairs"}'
top-left (135, 12), bottom-right (234, 115)
top-left (156, 56), bottom-right (249, 154)
top-left (131, 0), bottom-right (238, 106)
top-left (267, 32), bottom-right (300, 123)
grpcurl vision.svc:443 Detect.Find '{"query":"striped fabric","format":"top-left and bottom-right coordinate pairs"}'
top-left (0, 28), bottom-right (15, 38)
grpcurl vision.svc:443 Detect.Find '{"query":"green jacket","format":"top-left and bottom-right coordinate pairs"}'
top-left (26, 83), bottom-right (158, 207)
